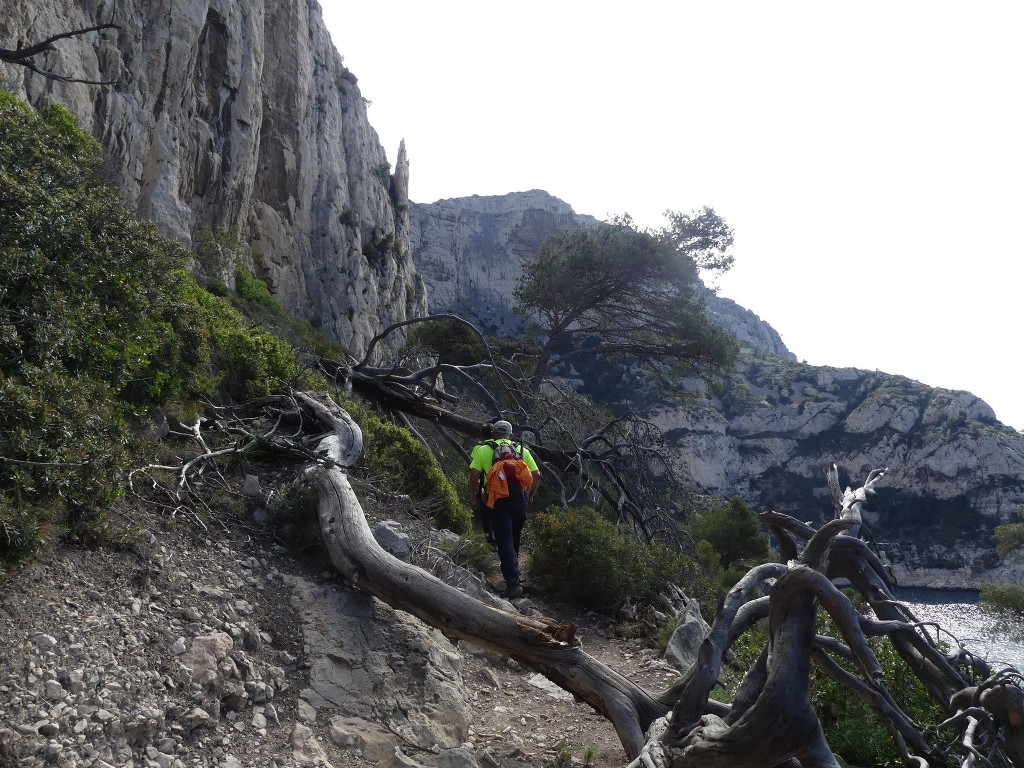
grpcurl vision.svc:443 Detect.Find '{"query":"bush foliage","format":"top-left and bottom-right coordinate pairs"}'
top-left (343, 399), bottom-right (471, 534)
top-left (0, 91), bottom-right (197, 562)
top-left (994, 521), bottom-right (1024, 558)
top-left (686, 498), bottom-right (771, 590)
top-left (527, 505), bottom-right (713, 611)
top-left (980, 582), bottom-right (1024, 614)
top-left (0, 88), bottom-right (473, 569)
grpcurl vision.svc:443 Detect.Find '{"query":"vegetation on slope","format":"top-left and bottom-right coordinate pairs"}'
top-left (0, 90), bottom-right (464, 569)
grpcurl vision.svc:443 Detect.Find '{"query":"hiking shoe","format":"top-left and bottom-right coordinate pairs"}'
top-left (505, 585), bottom-right (525, 599)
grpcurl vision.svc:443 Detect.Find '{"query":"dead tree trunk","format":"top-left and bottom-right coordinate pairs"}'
top-left (628, 499), bottom-right (1024, 768)
top-left (278, 392), bottom-right (1024, 767)
top-left (302, 393), bottom-right (664, 759)
top-left (0, 25), bottom-right (119, 83)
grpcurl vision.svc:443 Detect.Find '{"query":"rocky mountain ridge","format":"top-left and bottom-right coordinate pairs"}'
top-left (0, 0), bottom-right (425, 357)
top-left (409, 193), bottom-right (1024, 582)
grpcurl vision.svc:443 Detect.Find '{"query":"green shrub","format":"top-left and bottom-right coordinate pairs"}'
top-left (687, 498), bottom-right (770, 569)
top-left (0, 90), bottom-right (212, 561)
top-left (0, 92), bottom-right (199, 407)
top-left (177, 279), bottom-right (300, 401)
top-left (0, 90), bottom-right (326, 565)
top-left (980, 581), bottom-right (1024, 614)
top-left (810, 616), bottom-right (947, 765)
top-left (0, 506), bottom-right (43, 570)
top-left (527, 505), bottom-right (711, 611)
top-left (234, 263), bottom-right (281, 314)
top-left (362, 230), bottom-right (395, 261)
top-left (687, 498), bottom-right (771, 590)
top-left (345, 400), bottom-right (470, 533)
top-left (0, 367), bottom-right (140, 560)
top-left (994, 522), bottom-right (1024, 558)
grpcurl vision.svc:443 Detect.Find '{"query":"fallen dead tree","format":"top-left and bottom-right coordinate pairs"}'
top-left (144, 390), bottom-right (1024, 766)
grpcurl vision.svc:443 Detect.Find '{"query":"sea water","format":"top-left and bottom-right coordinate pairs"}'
top-left (896, 587), bottom-right (1024, 671)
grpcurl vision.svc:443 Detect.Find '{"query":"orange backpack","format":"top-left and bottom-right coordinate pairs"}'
top-left (483, 442), bottom-right (533, 508)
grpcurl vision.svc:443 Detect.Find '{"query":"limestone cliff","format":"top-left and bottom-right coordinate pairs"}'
top-left (410, 192), bottom-right (792, 360)
top-left (0, 0), bottom-right (426, 357)
top-left (410, 192), bottom-right (1024, 582)
top-left (656, 356), bottom-right (1024, 579)
top-left (409, 190), bottom-right (599, 335)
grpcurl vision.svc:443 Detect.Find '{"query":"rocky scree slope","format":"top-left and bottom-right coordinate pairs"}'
top-left (0, 485), bottom-right (678, 768)
top-left (0, 0), bottom-right (426, 357)
top-left (409, 192), bottom-right (1024, 583)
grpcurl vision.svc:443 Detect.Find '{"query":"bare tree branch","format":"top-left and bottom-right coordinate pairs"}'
top-left (1, 24), bottom-right (119, 85)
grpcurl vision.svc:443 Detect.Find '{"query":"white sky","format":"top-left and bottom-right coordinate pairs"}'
top-left (322, 1), bottom-right (1024, 430)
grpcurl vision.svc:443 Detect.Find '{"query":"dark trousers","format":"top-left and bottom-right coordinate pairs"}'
top-left (490, 493), bottom-right (528, 590)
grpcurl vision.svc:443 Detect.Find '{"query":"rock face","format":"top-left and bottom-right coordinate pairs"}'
top-left (409, 190), bottom-right (598, 335)
top-left (410, 192), bottom-right (791, 358)
top-left (703, 295), bottom-right (794, 362)
top-left (288, 575), bottom-right (471, 755)
top-left (656, 356), bottom-right (1024, 578)
top-left (409, 192), bottom-right (1024, 578)
top-left (0, 0), bottom-right (426, 356)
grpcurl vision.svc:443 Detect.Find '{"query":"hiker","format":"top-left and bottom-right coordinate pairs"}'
top-left (468, 420), bottom-right (541, 598)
